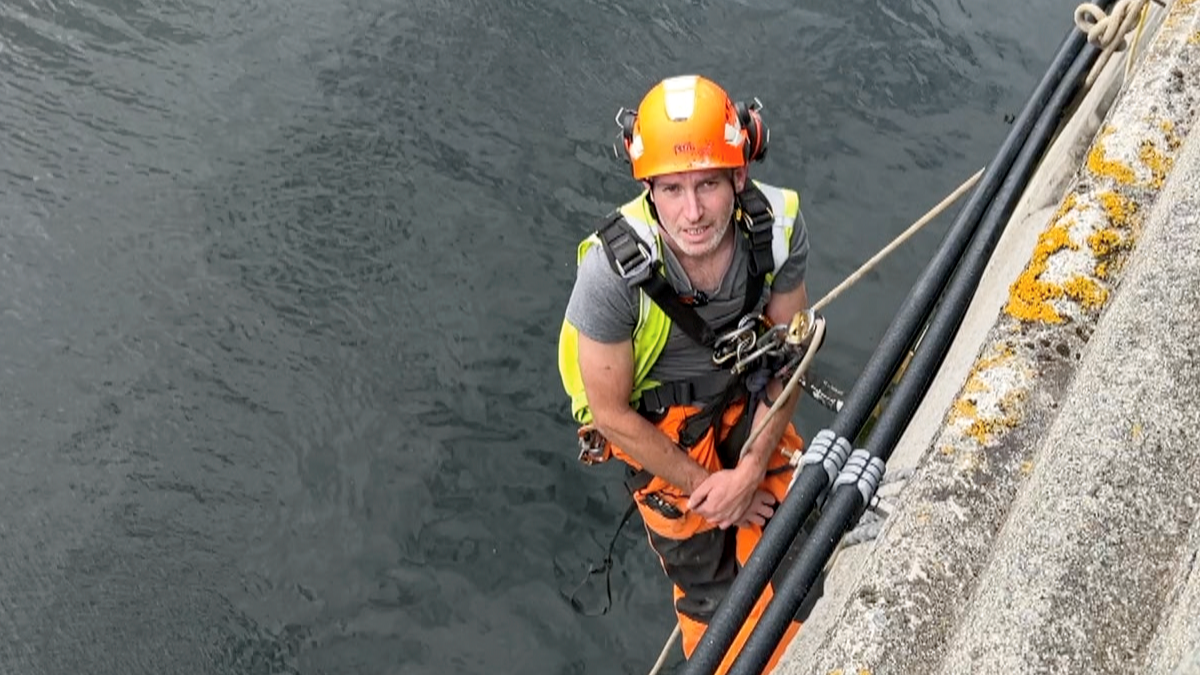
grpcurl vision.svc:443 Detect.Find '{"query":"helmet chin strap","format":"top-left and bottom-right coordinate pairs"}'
top-left (645, 186), bottom-right (660, 224)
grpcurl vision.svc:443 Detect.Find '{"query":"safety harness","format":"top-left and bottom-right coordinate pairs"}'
top-left (595, 183), bottom-right (777, 414)
top-left (591, 183), bottom-right (783, 487)
top-left (564, 185), bottom-right (781, 616)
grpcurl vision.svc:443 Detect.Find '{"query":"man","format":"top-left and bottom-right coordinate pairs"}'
top-left (558, 74), bottom-right (814, 673)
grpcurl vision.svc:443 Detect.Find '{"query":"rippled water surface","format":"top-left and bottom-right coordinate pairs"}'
top-left (2, 1), bottom-right (1072, 672)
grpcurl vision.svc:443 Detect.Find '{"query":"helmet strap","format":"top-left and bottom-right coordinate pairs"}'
top-left (643, 183), bottom-right (661, 224)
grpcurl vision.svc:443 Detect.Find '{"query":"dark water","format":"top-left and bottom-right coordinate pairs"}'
top-left (1, 1), bottom-right (1069, 673)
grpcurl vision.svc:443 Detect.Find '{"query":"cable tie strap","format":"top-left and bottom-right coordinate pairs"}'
top-left (797, 429), bottom-right (852, 486)
top-left (833, 449), bottom-right (887, 506)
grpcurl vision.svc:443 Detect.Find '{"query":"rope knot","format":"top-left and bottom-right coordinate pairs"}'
top-left (1074, 0), bottom-right (1148, 52)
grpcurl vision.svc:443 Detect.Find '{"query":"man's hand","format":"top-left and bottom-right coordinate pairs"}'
top-left (736, 489), bottom-right (778, 529)
top-left (687, 463), bottom-right (762, 529)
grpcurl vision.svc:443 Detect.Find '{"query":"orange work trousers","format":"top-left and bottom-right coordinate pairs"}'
top-left (613, 399), bottom-right (809, 675)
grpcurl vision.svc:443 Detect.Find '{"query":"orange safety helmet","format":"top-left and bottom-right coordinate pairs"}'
top-left (616, 75), bottom-right (768, 180)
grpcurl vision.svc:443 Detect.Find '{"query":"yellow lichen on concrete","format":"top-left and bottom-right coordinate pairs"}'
top-left (1051, 192), bottom-right (1081, 222)
top-left (1088, 228), bottom-right (1124, 257)
top-left (963, 377), bottom-right (989, 394)
top-left (945, 346), bottom-right (1029, 449)
top-left (1097, 190), bottom-right (1137, 228)
top-left (1062, 274), bottom-right (1110, 310)
top-left (1160, 120), bottom-right (1182, 150)
top-left (963, 391), bottom-right (1024, 447)
top-left (965, 419), bottom-right (999, 446)
top-left (951, 397), bottom-right (979, 423)
top-left (1083, 190), bottom-right (1142, 285)
top-left (1086, 127), bottom-right (1137, 184)
top-left (1140, 139), bottom-right (1174, 188)
top-left (1005, 123), bottom-right (1167, 324)
top-left (948, 392), bottom-right (984, 446)
top-left (975, 345), bottom-right (1016, 370)
top-left (1005, 216), bottom-right (1078, 323)
top-left (1087, 225), bottom-right (1129, 281)
top-left (954, 346), bottom-right (1016, 405)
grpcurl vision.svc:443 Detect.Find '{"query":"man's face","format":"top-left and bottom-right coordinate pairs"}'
top-left (649, 167), bottom-right (746, 259)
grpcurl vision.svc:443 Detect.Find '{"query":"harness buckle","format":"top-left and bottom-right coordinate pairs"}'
top-left (613, 241), bottom-right (654, 287)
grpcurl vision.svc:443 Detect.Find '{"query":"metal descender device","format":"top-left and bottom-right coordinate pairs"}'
top-left (712, 308), bottom-right (823, 378)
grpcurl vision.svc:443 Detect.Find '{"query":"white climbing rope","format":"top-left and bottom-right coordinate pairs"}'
top-left (1074, 0), bottom-right (1167, 87)
top-left (812, 168), bottom-right (985, 314)
top-left (647, 623), bottom-right (682, 675)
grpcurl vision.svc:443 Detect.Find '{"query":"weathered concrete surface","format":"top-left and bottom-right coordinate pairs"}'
top-left (777, 1), bottom-right (1200, 673)
top-left (883, 0), bottom-right (1171, 487)
top-left (935, 129), bottom-right (1200, 673)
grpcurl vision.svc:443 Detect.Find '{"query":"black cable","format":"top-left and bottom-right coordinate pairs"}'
top-left (564, 500), bottom-right (638, 616)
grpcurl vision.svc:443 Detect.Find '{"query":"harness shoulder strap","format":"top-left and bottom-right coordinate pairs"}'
top-left (594, 212), bottom-right (653, 285)
top-left (736, 183), bottom-right (777, 278)
top-left (720, 183), bottom-right (776, 332)
top-left (596, 216), bottom-right (718, 348)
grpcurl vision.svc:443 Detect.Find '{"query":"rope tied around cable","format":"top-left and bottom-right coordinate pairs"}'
top-left (1074, 0), bottom-right (1168, 85)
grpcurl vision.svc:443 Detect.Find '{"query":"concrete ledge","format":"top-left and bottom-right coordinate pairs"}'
top-left (778, 1), bottom-right (1200, 672)
top-left (935, 122), bottom-right (1200, 674)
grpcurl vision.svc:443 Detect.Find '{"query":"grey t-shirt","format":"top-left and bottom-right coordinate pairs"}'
top-left (564, 207), bottom-right (809, 387)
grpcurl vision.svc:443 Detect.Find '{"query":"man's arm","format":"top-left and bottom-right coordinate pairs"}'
top-left (691, 281), bottom-right (810, 529)
top-left (577, 333), bottom-right (710, 494)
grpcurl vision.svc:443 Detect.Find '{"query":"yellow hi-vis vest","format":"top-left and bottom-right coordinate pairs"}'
top-left (558, 181), bottom-right (801, 424)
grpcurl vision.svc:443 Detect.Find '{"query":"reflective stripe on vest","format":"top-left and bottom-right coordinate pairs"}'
top-left (558, 181), bottom-right (800, 424)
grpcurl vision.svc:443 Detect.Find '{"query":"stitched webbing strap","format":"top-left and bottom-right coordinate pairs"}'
top-left (639, 371), bottom-right (736, 412)
top-left (736, 183), bottom-right (776, 278)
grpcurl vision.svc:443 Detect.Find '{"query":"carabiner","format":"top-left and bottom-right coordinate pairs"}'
top-left (731, 324), bottom-right (788, 374)
top-left (713, 314), bottom-right (767, 366)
